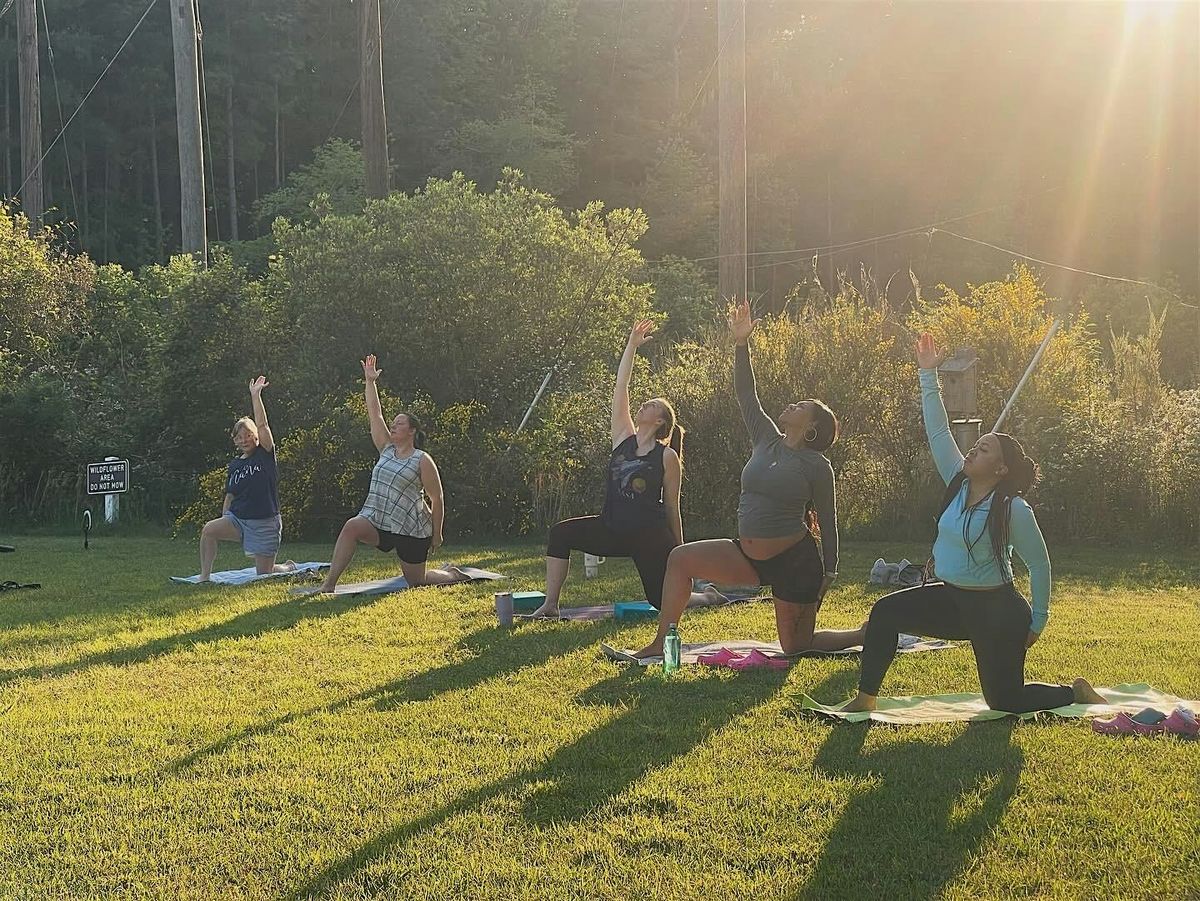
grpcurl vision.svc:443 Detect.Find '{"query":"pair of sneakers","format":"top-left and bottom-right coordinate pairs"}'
top-left (870, 558), bottom-right (908, 585)
top-left (1092, 706), bottom-right (1198, 737)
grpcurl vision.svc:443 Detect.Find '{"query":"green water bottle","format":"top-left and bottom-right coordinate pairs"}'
top-left (663, 623), bottom-right (681, 675)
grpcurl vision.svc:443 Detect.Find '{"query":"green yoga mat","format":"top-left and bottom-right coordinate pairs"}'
top-left (797, 683), bottom-right (1198, 724)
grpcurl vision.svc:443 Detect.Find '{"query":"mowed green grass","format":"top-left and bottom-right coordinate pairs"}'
top-left (0, 534), bottom-right (1196, 900)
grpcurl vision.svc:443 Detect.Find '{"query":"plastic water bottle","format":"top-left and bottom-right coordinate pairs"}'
top-left (663, 623), bottom-right (681, 675)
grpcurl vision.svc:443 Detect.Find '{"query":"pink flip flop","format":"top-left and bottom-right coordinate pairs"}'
top-left (1092, 712), bottom-right (1140, 735)
top-left (698, 648), bottom-right (745, 667)
top-left (727, 649), bottom-right (790, 671)
top-left (1163, 707), bottom-right (1199, 738)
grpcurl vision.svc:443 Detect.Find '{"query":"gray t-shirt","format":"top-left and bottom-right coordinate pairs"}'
top-left (734, 343), bottom-right (839, 574)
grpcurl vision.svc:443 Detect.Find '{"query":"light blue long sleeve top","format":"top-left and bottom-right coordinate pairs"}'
top-left (921, 367), bottom-right (1052, 632)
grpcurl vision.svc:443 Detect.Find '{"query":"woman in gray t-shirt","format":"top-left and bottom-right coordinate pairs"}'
top-left (632, 301), bottom-right (867, 658)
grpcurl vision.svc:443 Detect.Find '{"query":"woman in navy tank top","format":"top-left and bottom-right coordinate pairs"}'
top-left (530, 320), bottom-right (687, 617)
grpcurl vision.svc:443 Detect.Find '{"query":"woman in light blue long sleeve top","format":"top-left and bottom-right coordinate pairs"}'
top-left (841, 333), bottom-right (1105, 714)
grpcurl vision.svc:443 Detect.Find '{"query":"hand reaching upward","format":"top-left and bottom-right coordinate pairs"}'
top-left (628, 319), bottom-right (656, 349)
top-left (916, 333), bottom-right (948, 370)
top-left (728, 300), bottom-right (757, 344)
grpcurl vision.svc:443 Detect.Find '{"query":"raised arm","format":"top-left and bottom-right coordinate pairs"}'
top-left (612, 320), bottom-right (654, 448)
top-left (362, 354), bottom-right (391, 452)
top-left (1009, 498), bottom-right (1052, 637)
top-left (248, 376), bottom-right (275, 453)
top-left (729, 300), bottom-right (780, 445)
top-left (420, 453), bottom-right (445, 551)
top-left (916, 333), bottom-right (963, 485)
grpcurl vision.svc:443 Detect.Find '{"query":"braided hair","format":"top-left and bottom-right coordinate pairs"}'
top-left (938, 433), bottom-right (1040, 572)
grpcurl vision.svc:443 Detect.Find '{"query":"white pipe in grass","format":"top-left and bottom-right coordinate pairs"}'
top-left (993, 319), bottom-right (1061, 433)
top-left (515, 366), bottom-right (556, 436)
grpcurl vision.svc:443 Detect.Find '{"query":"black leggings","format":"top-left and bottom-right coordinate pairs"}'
top-left (860, 581), bottom-right (1073, 713)
top-left (546, 515), bottom-right (678, 609)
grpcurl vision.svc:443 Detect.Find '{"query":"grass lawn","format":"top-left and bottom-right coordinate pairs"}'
top-left (0, 533), bottom-right (1196, 899)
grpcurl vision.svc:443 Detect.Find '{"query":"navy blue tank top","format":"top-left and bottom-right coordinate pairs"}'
top-left (601, 435), bottom-right (667, 530)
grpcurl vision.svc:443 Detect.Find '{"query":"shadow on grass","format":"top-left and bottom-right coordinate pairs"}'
top-left (0, 589), bottom-right (388, 689)
top-left (166, 620), bottom-right (620, 773)
top-left (790, 718), bottom-right (1023, 899)
top-left (286, 664), bottom-right (794, 899)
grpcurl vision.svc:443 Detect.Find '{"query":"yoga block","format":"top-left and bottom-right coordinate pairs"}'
top-left (511, 591), bottom-right (546, 613)
top-left (614, 601), bottom-right (657, 620)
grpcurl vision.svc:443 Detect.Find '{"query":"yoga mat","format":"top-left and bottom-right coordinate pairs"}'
top-left (602, 634), bottom-right (953, 666)
top-left (518, 589), bottom-right (768, 623)
top-left (171, 562), bottom-right (329, 585)
top-left (289, 566), bottom-right (505, 597)
top-left (796, 683), bottom-right (1200, 724)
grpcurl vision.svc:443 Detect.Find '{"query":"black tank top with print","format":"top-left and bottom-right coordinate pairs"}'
top-left (601, 434), bottom-right (667, 531)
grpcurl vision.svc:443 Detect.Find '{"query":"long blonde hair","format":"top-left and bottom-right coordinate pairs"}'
top-left (649, 397), bottom-right (684, 465)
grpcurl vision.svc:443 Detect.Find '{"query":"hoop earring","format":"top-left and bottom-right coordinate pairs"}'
top-left (804, 427), bottom-right (818, 444)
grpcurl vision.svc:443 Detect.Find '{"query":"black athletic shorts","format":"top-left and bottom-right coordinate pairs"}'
top-left (735, 533), bottom-right (824, 605)
top-left (376, 530), bottom-right (432, 564)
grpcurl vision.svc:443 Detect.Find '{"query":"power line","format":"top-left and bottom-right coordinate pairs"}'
top-left (38, 0), bottom-right (79, 223)
top-left (642, 184), bottom-right (1067, 269)
top-left (15, 0), bottom-right (160, 198)
top-left (931, 227), bottom-right (1195, 307)
top-left (194, 0), bottom-right (220, 241)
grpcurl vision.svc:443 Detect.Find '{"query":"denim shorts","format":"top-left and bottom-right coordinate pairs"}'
top-left (224, 512), bottom-right (283, 557)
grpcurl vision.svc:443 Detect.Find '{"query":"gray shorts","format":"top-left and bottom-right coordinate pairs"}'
top-left (223, 512), bottom-right (283, 557)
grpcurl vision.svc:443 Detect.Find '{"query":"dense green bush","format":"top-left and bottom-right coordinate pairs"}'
top-left (3, 200), bottom-right (1199, 549)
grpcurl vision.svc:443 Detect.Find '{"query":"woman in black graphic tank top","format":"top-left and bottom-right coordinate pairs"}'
top-left (530, 320), bottom-right (685, 616)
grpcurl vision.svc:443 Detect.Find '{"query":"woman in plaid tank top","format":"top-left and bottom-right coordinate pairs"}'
top-left (319, 355), bottom-right (467, 592)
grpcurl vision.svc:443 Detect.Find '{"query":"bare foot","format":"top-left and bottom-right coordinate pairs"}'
top-left (1073, 677), bottom-right (1106, 705)
top-left (697, 585), bottom-right (730, 605)
top-left (195, 576), bottom-right (211, 583)
top-left (528, 601), bottom-right (560, 619)
top-left (840, 692), bottom-right (878, 712)
top-left (631, 642), bottom-right (664, 660)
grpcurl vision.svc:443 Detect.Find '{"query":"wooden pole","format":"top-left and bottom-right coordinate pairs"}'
top-left (17, 0), bottom-right (44, 225)
top-left (717, 0), bottom-right (746, 303)
top-left (150, 106), bottom-right (164, 260)
top-left (360, 0), bottom-right (389, 199)
top-left (170, 0), bottom-right (207, 263)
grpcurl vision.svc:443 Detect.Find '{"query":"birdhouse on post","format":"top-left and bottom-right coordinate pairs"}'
top-left (938, 348), bottom-right (982, 453)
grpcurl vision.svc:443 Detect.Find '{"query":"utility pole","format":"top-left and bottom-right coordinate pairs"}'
top-left (170, 0), bottom-right (207, 263)
top-left (717, 0), bottom-right (746, 303)
top-left (360, 0), bottom-right (389, 199)
top-left (17, 0), bottom-right (43, 225)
